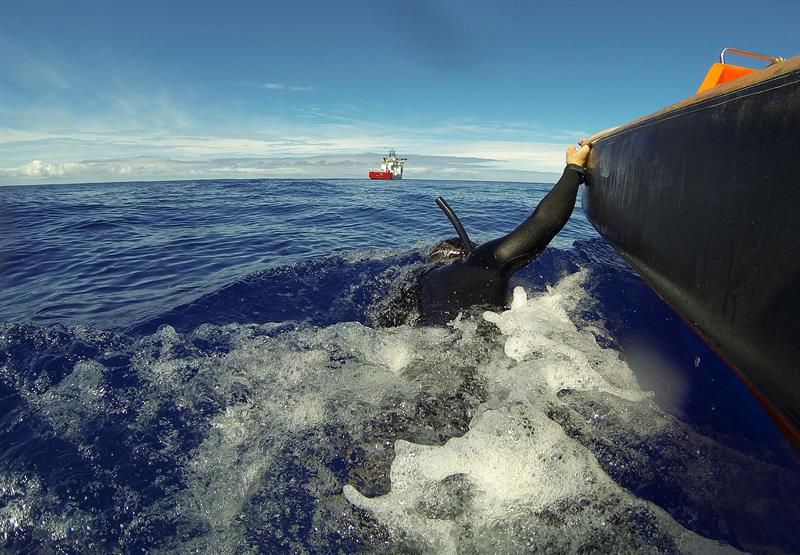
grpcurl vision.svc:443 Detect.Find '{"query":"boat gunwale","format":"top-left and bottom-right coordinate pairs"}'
top-left (587, 55), bottom-right (800, 145)
top-left (582, 57), bottom-right (800, 446)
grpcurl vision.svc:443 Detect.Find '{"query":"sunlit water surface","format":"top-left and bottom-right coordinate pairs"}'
top-left (1, 178), bottom-right (798, 553)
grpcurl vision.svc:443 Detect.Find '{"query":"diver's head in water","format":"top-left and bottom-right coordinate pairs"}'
top-left (371, 237), bottom-right (480, 327)
top-left (427, 237), bottom-right (477, 264)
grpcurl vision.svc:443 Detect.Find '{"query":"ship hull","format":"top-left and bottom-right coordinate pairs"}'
top-left (583, 58), bottom-right (800, 439)
top-left (369, 171), bottom-right (400, 180)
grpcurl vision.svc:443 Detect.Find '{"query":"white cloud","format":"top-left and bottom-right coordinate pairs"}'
top-left (0, 41), bottom-right (71, 92)
top-left (434, 141), bottom-right (567, 172)
top-left (428, 119), bottom-right (588, 143)
top-left (0, 160), bottom-right (81, 177)
top-left (0, 152), bottom-right (561, 185)
top-left (260, 82), bottom-right (315, 92)
top-left (0, 109), bottom-right (577, 184)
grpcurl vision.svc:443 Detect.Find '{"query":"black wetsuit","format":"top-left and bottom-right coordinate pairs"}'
top-left (419, 165), bottom-right (584, 323)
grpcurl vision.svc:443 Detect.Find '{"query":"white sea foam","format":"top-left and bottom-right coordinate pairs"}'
top-left (5, 270), bottom-right (746, 552)
top-left (342, 271), bottom-right (738, 553)
top-left (144, 319), bottom-right (479, 552)
top-left (483, 274), bottom-right (648, 402)
top-left (0, 471), bottom-right (98, 547)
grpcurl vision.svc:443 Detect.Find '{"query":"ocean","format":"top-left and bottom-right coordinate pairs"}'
top-left (1, 178), bottom-right (798, 553)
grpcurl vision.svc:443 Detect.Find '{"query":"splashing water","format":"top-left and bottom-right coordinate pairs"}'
top-left (344, 276), bottom-right (737, 554)
top-left (2, 179), bottom-right (799, 553)
top-left (6, 270), bottom-right (792, 553)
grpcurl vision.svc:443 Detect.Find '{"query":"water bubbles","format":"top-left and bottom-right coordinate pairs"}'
top-left (1, 266), bottom-right (796, 553)
top-left (342, 275), bottom-right (747, 553)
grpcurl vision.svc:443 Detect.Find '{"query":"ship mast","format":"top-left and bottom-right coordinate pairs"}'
top-left (370, 147), bottom-right (407, 180)
top-left (380, 147), bottom-right (407, 178)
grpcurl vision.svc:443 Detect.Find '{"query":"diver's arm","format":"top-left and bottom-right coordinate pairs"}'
top-left (485, 143), bottom-right (591, 274)
top-left (462, 142), bottom-right (591, 275)
top-left (489, 167), bottom-right (584, 274)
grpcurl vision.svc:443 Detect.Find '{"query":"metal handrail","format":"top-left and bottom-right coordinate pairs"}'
top-left (720, 48), bottom-right (785, 65)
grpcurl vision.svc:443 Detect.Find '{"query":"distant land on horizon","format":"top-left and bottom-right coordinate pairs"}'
top-left (0, 152), bottom-right (563, 187)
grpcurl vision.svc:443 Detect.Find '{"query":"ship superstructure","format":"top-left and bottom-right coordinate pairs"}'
top-left (369, 149), bottom-right (406, 180)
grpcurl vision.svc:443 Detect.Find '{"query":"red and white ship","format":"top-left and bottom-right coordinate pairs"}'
top-left (368, 149), bottom-right (406, 180)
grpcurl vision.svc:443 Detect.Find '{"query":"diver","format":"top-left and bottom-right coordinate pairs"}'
top-left (418, 141), bottom-right (592, 324)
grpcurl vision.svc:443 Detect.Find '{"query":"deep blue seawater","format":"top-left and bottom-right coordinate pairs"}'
top-left (1, 178), bottom-right (798, 553)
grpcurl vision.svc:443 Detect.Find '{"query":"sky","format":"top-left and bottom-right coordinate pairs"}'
top-left (1, 0), bottom-right (798, 185)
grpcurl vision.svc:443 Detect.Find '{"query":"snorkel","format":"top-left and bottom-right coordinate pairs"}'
top-left (435, 196), bottom-right (473, 257)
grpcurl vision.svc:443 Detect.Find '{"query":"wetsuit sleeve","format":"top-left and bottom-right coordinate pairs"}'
top-left (486, 167), bottom-right (583, 275)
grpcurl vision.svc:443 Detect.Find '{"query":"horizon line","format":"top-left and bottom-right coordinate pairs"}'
top-left (0, 174), bottom-right (562, 189)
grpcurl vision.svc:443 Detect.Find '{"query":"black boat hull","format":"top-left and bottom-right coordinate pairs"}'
top-left (583, 59), bottom-right (800, 438)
